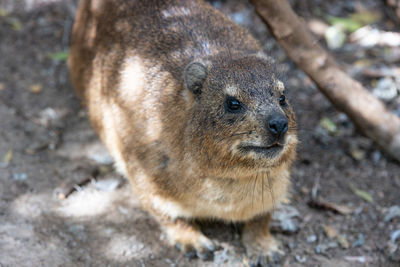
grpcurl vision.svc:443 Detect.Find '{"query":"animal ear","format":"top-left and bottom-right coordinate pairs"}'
top-left (184, 62), bottom-right (208, 95)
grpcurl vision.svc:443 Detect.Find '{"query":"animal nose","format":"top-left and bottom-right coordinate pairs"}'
top-left (267, 114), bottom-right (288, 137)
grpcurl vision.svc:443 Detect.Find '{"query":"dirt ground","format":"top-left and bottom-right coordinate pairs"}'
top-left (0, 0), bottom-right (399, 266)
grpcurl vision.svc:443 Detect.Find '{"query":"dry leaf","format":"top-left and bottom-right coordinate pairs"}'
top-left (320, 117), bottom-right (338, 134)
top-left (349, 147), bottom-right (366, 161)
top-left (0, 8), bottom-right (8, 17)
top-left (29, 84), bottom-right (42, 94)
top-left (350, 185), bottom-right (374, 203)
top-left (7, 17), bottom-right (22, 31)
top-left (3, 149), bottom-right (13, 164)
top-left (344, 256), bottom-right (372, 263)
top-left (307, 198), bottom-right (353, 215)
top-left (337, 235), bottom-right (350, 249)
top-left (324, 225), bottom-right (338, 238)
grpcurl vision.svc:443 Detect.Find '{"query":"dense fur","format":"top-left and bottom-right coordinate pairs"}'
top-left (69, 0), bottom-right (297, 262)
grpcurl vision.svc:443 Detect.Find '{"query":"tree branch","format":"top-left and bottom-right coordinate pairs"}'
top-left (251, 0), bottom-right (400, 161)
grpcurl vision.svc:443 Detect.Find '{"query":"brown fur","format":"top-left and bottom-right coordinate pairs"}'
top-left (69, 0), bottom-right (298, 262)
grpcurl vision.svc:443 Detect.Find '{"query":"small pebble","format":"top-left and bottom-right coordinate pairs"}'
top-left (29, 84), bottom-right (42, 94)
top-left (313, 126), bottom-right (331, 145)
top-left (68, 224), bottom-right (85, 234)
top-left (288, 239), bottom-right (297, 250)
top-left (12, 172), bottom-right (27, 181)
top-left (384, 206), bottom-right (400, 222)
top-left (337, 235), bottom-right (350, 249)
top-left (231, 12), bottom-right (245, 25)
top-left (386, 242), bottom-right (400, 262)
top-left (95, 178), bottom-right (120, 192)
top-left (118, 206), bottom-right (128, 215)
top-left (344, 255), bottom-right (372, 263)
top-left (270, 205), bottom-right (301, 234)
top-left (349, 147), bottom-right (365, 161)
top-left (35, 107), bottom-right (68, 128)
top-left (325, 25), bottom-right (346, 49)
top-left (390, 229), bottom-right (400, 244)
top-left (371, 150), bottom-right (382, 164)
top-left (213, 247), bottom-right (230, 265)
top-left (315, 242), bottom-right (338, 254)
top-left (352, 233), bottom-right (365, 248)
top-left (307, 235), bottom-right (317, 243)
top-left (85, 143), bottom-right (114, 165)
top-left (295, 255), bottom-right (307, 263)
top-left (372, 77), bottom-right (398, 101)
top-left (104, 228), bottom-right (115, 235)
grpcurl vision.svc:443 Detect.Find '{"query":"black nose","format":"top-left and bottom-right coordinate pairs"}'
top-left (267, 114), bottom-right (288, 137)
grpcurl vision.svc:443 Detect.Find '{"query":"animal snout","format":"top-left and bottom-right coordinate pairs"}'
top-left (267, 114), bottom-right (288, 137)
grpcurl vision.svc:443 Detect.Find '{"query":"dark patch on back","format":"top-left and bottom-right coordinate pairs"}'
top-left (159, 155), bottom-right (170, 170)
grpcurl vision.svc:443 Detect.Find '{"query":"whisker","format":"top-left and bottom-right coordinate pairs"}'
top-left (217, 131), bottom-right (252, 142)
top-left (266, 172), bottom-right (276, 211)
top-left (241, 174), bottom-right (253, 200)
top-left (231, 131), bottom-right (252, 137)
top-left (261, 173), bottom-right (265, 212)
top-left (251, 174), bottom-right (258, 209)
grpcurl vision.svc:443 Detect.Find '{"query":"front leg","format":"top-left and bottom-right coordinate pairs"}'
top-left (242, 213), bottom-right (284, 266)
top-left (159, 216), bottom-right (216, 260)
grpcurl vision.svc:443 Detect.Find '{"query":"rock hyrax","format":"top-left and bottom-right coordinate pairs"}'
top-left (69, 0), bottom-right (298, 263)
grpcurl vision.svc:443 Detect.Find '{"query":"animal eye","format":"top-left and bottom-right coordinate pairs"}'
top-left (225, 97), bottom-right (243, 113)
top-left (279, 95), bottom-right (286, 106)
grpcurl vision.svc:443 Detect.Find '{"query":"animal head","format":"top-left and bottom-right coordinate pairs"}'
top-left (183, 53), bottom-right (297, 177)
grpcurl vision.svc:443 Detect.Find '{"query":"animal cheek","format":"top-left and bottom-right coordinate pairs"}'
top-left (210, 120), bottom-right (216, 128)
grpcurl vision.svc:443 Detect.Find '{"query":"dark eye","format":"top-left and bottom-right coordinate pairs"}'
top-left (225, 97), bottom-right (243, 113)
top-left (279, 95), bottom-right (286, 106)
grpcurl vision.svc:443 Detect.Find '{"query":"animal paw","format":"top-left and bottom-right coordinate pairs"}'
top-left (242, 214), bottom-right (285, 267)
top-left (244, 236), bottom-right (285, 267)
top-left (164, 219), bottom-right (216, 260)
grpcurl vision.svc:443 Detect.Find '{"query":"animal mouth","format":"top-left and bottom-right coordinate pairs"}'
top-left (239, 142), bottom-right (284, 157)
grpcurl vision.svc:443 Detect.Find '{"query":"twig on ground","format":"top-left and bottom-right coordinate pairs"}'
top-left (58, 167), bottom-right (99, 199)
